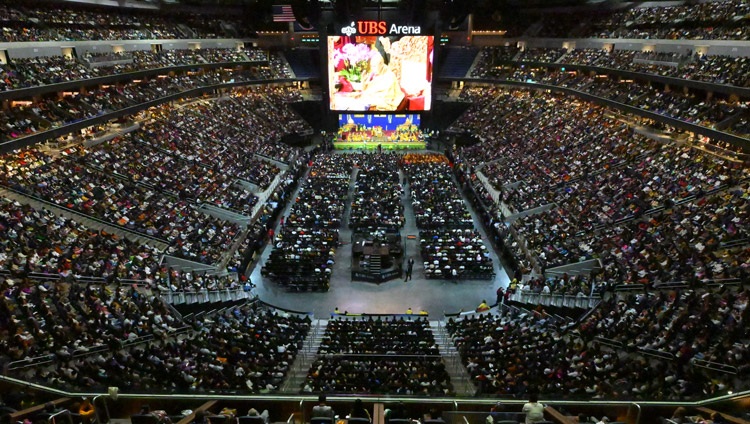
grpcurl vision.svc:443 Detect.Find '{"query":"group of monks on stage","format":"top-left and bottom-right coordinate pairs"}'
top-left (337, 119), bottom-right (424, 143)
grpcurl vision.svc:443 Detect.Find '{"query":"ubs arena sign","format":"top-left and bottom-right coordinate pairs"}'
top-left (341, 21), bottom-right (422, 36)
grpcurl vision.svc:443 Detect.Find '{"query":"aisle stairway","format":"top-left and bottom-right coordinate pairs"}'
top-left (430, 321), bottom-right (476, 397)
top-left (280, 318), bottom-right (328, 393)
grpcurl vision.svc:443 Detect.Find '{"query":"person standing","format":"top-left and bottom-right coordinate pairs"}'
top-left (405, 257), bottom-right (414, 281)
top-left (496, 287), bottom-right (505, 306)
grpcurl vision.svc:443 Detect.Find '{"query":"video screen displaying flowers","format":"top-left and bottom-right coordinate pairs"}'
top-left (328, 35), bottom-right (433, 111)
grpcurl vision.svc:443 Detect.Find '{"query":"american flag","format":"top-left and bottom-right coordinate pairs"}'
top-left (272, 5), bottom-right (296, 22)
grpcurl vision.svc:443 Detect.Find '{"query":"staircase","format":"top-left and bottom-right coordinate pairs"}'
top-left (369, 255), bottom-right (382, 274)
top-left (430, 321), bottom-right (475, 396)
top-left (280, 318), bottom-right (327, 393)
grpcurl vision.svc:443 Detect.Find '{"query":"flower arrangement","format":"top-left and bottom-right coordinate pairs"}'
top-left (333, 42), bottom-right (374, 84)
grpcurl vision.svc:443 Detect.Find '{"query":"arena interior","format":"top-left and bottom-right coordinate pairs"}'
top-left (0, 0), bottom-right (748, 424)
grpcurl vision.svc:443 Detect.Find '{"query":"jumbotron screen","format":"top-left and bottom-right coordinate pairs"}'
top-left (328, 35), bottom-right (433, 112)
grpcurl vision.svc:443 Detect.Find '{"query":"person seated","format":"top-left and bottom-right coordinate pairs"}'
top-left (78, 398), bottom-right (95, 424)
top-left (311, 395), bottom-right (335, 421)
top-left (246, 408), bottom-right (270, 424)
top-left (348, 399), bottom-right (371, 422)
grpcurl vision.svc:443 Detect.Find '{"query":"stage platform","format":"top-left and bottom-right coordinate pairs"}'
top-left (333, 141), bottom-right (426, 150)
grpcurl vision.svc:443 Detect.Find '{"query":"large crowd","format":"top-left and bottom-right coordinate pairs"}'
top-left (463, 88), bottom-right (748, 282)
top-left (448, 286), bottom-right (748, 399)
top-left (261, 154), bottom-right (356, 292)
top-left (471, 46), bottom-right (750, 89)
top-left (533, 0), bottom-right (749, 40)
top-left (304, 316), bottom-right (453, 395)
top-left (401, 153), bottom-right (494, 280)
top-left (0, 280), bottom-right (185, 364)
top-left (1, 64), bottom-right (297, 145)
top-left (349, 153), bottom-right (405, 229)
top-left (1, 87), bottom-right (307, 266)
top-left (0, 48), bottom-right (271, 92)
top-left (1, 283), bottom-right (311, 394)
top-left (0, 2), bottom-right (254, 42)
top-left (581, 288), bottom-right (749, 374)
top-left (0, 196), bottom-right (161, 280)
top-left (452, 87), bottom-right (748, 283)
top-left (0, 0), bottom-right (749, 406)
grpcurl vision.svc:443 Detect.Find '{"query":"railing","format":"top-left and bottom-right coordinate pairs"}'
top-left (7, 325), bottom-right (193, 371)
top-left (595, 336), bottom-right (624, 349)
top-left (510, 290), bottom-right (601, 309)
top-left (47, 409), bottom-right (76, 424)
top-left (7, 354), bottom-right (56, 371)
top-left (93, 394), bottom-right (110, 424)
top-left (615, 277), bottom-right (743, 292)
top-left (692, 359), bottom-right (739, 375)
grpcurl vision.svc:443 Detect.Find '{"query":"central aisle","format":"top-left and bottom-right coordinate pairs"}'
top-left (249, 150), bottom-right (510, 316)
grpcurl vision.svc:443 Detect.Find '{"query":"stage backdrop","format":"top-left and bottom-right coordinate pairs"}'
top-left (338, 113), bottom-right (421, 131)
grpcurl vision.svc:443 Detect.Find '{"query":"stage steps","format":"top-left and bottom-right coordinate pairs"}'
top-left (369, 255), bottom-right (382, 273)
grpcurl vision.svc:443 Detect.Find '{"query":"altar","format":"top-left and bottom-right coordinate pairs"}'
top-left (351, 227), bottom-right (404, 283)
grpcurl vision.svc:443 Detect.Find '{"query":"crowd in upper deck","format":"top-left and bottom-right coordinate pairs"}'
top-left (1, 88), bottom-right (307, 266)
top-left (452, 87), bottom-right (748, 284)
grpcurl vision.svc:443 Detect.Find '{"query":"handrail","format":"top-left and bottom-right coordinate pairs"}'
top-left (692, 359), bottom-right (738, 375)
top-left (258, 298), bottom-right (314, 316)
top-left (8, 354), bottom-right (56, 370)
top-left (638, 348), bottom-right (675, 360)
top-left (8, 326), bottom-right (192, 371)
top-left (615, 277), bottom-right (742, 292)
top-left (92, 394), bottom-right (110, 424)
top-left (594, 337), bottom-right (624, 349)
top-left (8, 397), bottom-right (71, 420)
top-left (47, 409), bottom-right (75, 424)
top-left (466, 58), bottom-right (750, 101)
top-left (631, 402), bottom-right (641, 424)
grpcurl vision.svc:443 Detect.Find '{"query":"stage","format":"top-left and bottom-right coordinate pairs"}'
top-left (333, 140), bottom-right (426, 150)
